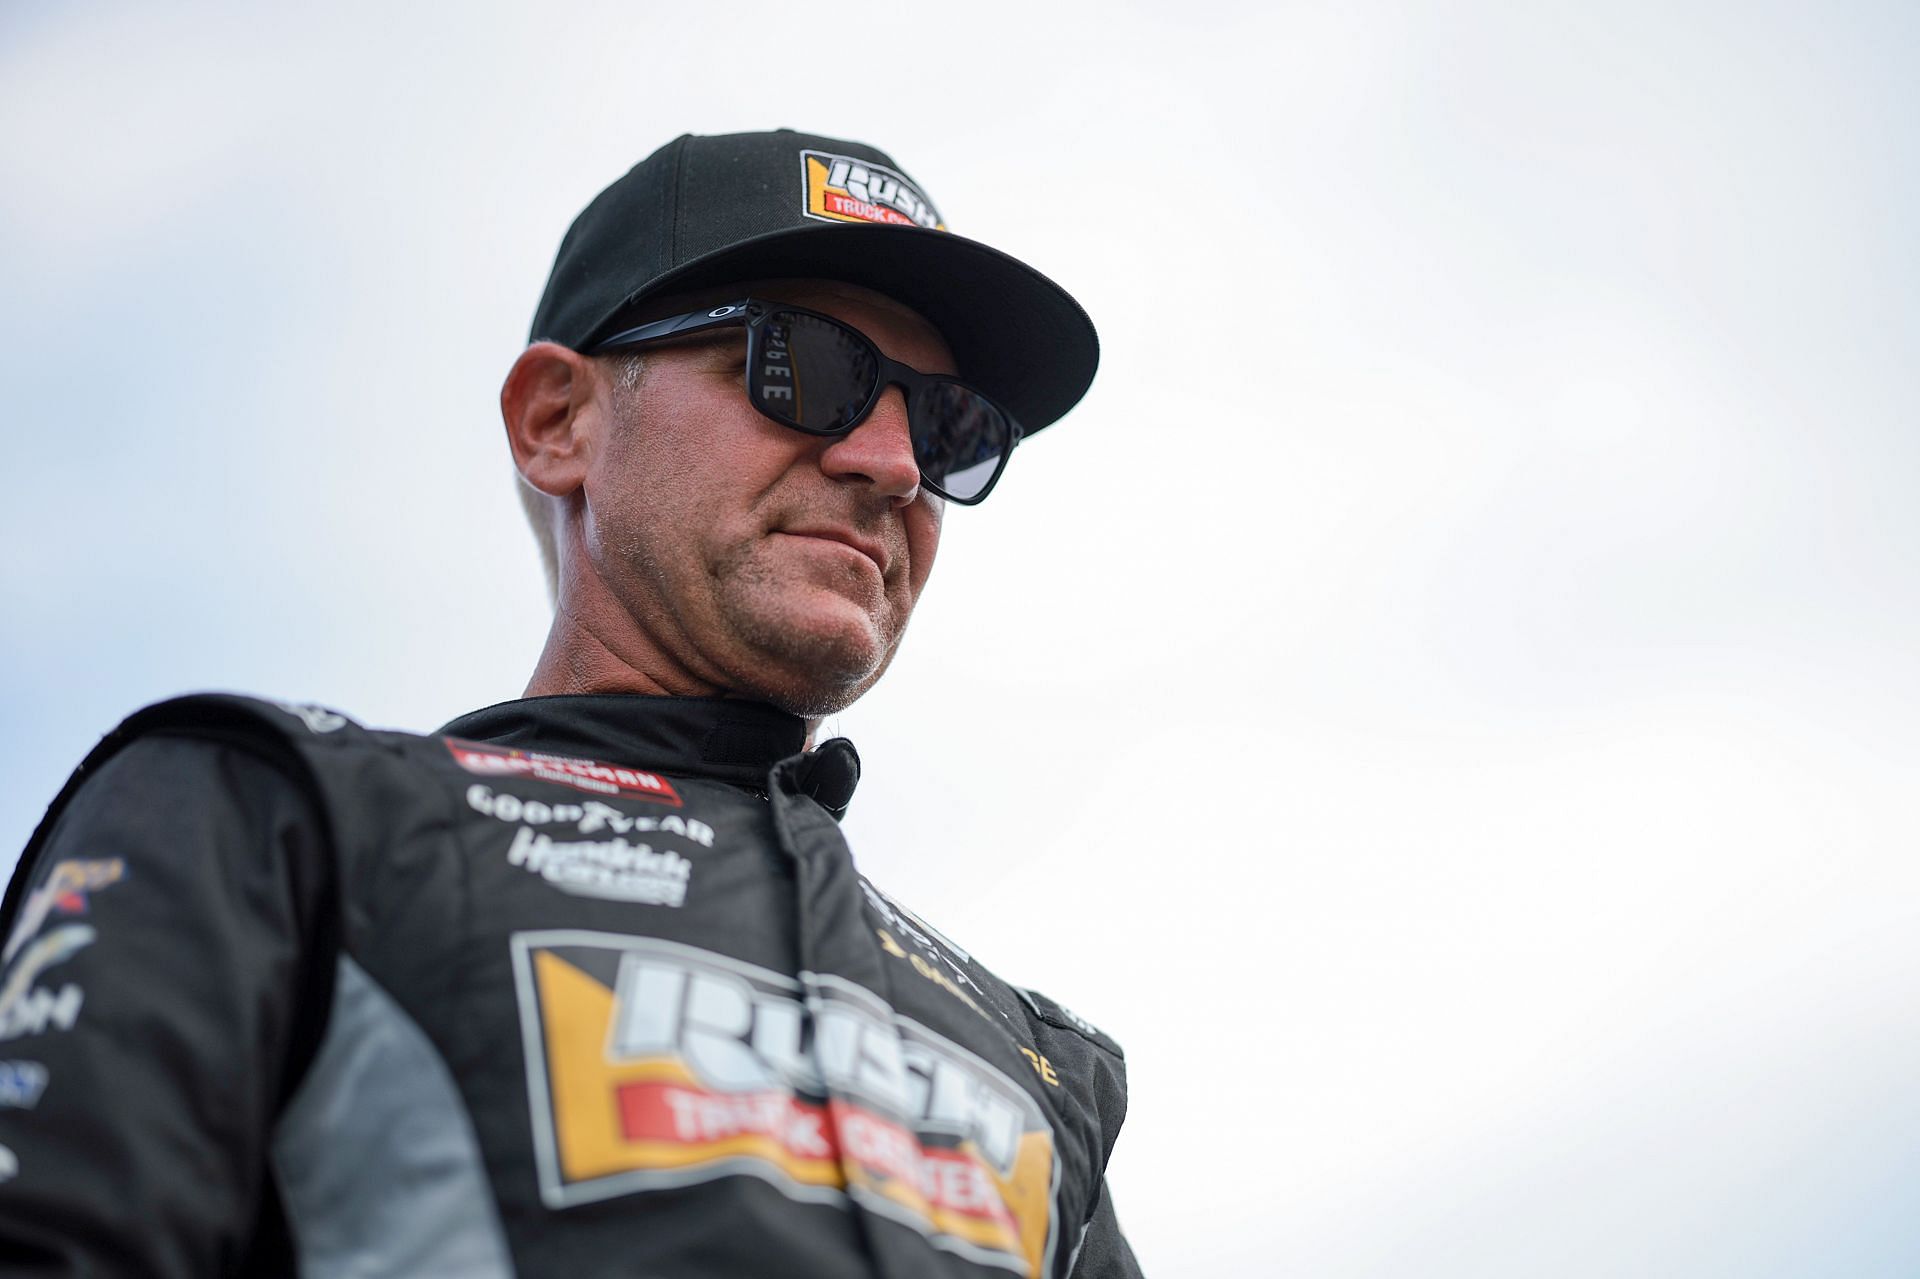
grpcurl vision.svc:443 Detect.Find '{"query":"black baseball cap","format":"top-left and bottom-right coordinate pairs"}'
top-left (529, 129), bottom-right (1098, 435)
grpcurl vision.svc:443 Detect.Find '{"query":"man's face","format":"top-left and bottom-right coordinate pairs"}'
top-left (577, 280), bottom-right (952, 716)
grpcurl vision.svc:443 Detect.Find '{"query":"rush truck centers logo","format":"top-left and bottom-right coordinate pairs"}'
top-left (512, 931), bottom-right (1058, 1277)
top-left (800, 150), bottom-right (946, 231)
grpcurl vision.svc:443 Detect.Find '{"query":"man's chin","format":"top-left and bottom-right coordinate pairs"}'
top-left (717, 592), bottom-right (899, 717)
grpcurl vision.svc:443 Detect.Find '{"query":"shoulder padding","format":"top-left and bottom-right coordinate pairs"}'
top-left (1016, 986), bottom-right (1125, 1060)
top-left (1, 693), bottom-right (361, 928)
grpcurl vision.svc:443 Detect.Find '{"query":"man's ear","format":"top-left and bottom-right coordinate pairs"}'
top-left (501, 341), bottom-right (606, 498)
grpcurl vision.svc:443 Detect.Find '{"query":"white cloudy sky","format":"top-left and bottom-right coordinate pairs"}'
top-left (4, 2), bottom-right (1918, 1274)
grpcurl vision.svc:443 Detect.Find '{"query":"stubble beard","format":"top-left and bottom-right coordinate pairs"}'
top-left (614, 520), bottom-right (904, 718)
top-left (704, 535), bottom-right (903, 717)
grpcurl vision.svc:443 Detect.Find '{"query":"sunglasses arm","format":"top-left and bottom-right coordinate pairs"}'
top-left (589, 300), bottom-right (755, 353)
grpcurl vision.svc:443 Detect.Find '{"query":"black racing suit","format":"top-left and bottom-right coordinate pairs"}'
top-left (0, 693), bottom-right (1140, 1278)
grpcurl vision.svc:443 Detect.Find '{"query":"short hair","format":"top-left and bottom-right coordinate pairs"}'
top-left (515, 470), bottom-right (561, 605)
top-left (516, 351), bottom-right (648, 607)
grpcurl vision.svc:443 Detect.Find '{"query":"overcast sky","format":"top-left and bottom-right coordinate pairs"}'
top-left (4, 2), bottom-right (1919, 1274)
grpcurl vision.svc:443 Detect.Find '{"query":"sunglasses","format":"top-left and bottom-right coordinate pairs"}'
top-left (589, 300), bottom-right (1023, 504)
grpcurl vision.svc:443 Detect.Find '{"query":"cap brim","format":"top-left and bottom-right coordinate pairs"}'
top-left (579, 223), bottom-right (1098, 435)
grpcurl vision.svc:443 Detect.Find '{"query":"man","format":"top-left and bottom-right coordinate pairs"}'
top-left (0, 130), bottom-right (1139, 1277)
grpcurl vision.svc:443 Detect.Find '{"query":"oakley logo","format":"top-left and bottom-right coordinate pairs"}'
top-left (707, 305), bottom-right (744, 319)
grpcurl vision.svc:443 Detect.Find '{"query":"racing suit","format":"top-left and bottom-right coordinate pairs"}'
top-left (0, 692), bottom-right (1140, 1278)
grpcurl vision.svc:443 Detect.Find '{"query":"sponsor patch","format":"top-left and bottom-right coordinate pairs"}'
top-left (4, 858), bottom-right (124, 965)
top-left (860, 879), bottom-right (1004, 1027)
top-left (876, 927), bottom-right (994, 1026)
top-left (1016, 989), bottom-right (1107, 1044)
top-left (0, 1061), bottom-right (49, 1110)
top-left (465, 784), bottom-right (713, 846)
top-left (0, 926), bottom-right (93, 1043)
top-left (446, 739), bottom-right (681, 806)
top-left (506, 829), bottom-right (691, 906)
top-left (862, 879), bottom-right (973, 965)
top-left (274, 701), bottom-right (348, 734)
top-left (801, 149), bottom-right (946, 231)
top-left (513, 932), bottom-right (1059, 1277)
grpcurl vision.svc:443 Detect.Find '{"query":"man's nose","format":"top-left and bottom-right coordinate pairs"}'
top-left (819, 386), bottom-right (921, 505)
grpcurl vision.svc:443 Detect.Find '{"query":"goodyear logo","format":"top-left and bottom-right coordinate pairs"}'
top-left (512, 931), bottom-right (1058, 1277)
top-left (801, 150), bottom-right (946, 231)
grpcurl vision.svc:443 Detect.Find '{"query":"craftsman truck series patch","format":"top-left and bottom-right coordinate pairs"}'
top-left (446, 739), bottom-right (682, 806)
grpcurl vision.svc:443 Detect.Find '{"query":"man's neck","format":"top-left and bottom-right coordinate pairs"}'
top-left (523, 591), bottom-right (719, 698)
top-left (524, 618), bottom-right (820, 747)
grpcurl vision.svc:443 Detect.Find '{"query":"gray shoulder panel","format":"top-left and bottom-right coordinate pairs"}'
top-left (272, 956), bottom-right (516, 1278)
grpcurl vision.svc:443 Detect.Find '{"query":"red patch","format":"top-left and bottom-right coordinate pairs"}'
top-left (444, 739), bottom-right (681, 806)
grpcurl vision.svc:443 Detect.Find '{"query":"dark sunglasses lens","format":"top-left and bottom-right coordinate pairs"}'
top-left (913, 383), bottom-right (1011, 503)
top-left (761, 311), bottom-right (878, 430)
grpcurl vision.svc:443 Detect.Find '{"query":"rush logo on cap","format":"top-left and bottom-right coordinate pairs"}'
top-left (801, 150), bottom-right (946, 231)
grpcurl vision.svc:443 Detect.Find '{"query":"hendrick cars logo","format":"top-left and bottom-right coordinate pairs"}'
top-left (800, 149), bottom-right (946, 231)
top-left (444, 738), bottom-right (681, 806)
top-left (512, 931), bottom-right (1059, 1277)
top-left (506, 829), bottom-right (691, 907)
